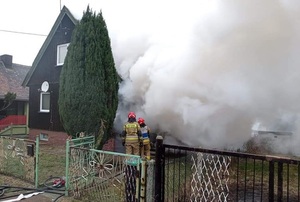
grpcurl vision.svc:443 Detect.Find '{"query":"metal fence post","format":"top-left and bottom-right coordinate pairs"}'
top-left (140, 159), bottom-right (147, 202)
top-left (10, 123), bottom-right (13, 136)
top-left (147, 159), bottom-right (155, 202)
top-left (269, 161), bottom-right (274, 202)
top-left (277, 162), bottom-right (283, 202)
top-left (65, 139), bottom-right (70, 196)
top-left (155, 135), bottom-right (164, 202)
top-left (135, 162), bottom-right (141, 202)
top-left (35, 135), bottom-right (40, 188)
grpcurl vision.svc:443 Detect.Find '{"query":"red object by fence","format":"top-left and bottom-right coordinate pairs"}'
top-left (0, 115), bottom-right (26, 126)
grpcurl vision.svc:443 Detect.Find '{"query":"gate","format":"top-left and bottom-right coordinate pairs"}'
top-left (0, 136), bottom-right (36, 185)
top-left (65, 136), bottom-right (143, 201)
top-left (155, 136), bottom-right (300, 202)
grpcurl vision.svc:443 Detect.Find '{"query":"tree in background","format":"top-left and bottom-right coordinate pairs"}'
top-left (0, 92), bottom-right (16, 112)
top-left (58, 6), bottom-right (119, 149)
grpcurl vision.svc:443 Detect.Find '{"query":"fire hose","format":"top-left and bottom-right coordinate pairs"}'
top-left (0, 176), bottom-right (65, 202)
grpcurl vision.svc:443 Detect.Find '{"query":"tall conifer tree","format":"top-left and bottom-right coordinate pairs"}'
top-left (58, 6), bottom-right (119, 148)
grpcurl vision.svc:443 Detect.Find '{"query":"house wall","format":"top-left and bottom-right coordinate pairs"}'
top-left (29, 83), bottom-right (64, 131)
top-left (27, 15), bottom-right (75, 132)
top-left (28, 129), bottom-right (68, 146)
top-left (28, 129), bottom-right (116, 151)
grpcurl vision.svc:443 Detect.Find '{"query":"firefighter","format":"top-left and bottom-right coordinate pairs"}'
top-left (122, 112), bottom-right (142, 156)
top-left (138, 117), bottom-right (151, 160)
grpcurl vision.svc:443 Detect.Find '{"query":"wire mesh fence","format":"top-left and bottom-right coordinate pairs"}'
top-left (161, 144), bottom-right (300, 202)
top-left (190, 153), bottom-right (231, 201)
top-left (146, 159), bottom-right (155, 202)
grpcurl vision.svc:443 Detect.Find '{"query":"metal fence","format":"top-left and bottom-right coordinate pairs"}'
top-left (0, 135), bottom-right (95, 189)
top-left (66, 147), bottom-right (142, 201)
top-left (65, 136), bottom-right (147, 201)
top-left (155, 137), bottom-right (300, 202)
top-left (68, 135), bottom-right (95, 149)
top-left (65, 135), bottom-right (95, 196)
top-left (0, 136), bottom-right (37, 185)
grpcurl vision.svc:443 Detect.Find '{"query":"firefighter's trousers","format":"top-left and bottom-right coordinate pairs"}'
top-left (125, 142), bottom-right (140, 156)
top-left (141, 138), bottom-right (151, 160)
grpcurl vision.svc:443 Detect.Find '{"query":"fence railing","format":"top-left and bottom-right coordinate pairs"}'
top-left (66, 146), bottom-right (142, 201)
top-left (0, 115), bottom-right (27, 135)
top-left (68, 135), bottom-right (95, 148)
top-left (0, 125), bottom-right (28, 137)
top-left (65, 135), bottom-right (95, 195)
top-left (155, 137), bottom-right (300, 202)
top-left (64, 135), bottom-right (157, 201)
top-left (1, 135), bottom-right (155, 201)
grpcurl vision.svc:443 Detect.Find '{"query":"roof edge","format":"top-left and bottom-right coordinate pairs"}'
top-left (22, 5), bottom-right (78, 87)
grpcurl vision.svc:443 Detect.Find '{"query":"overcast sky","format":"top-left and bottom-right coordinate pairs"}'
top-left (0, 0), bottom-right (123, 65)
top-left (2, 0), bottom-right (300, 153)
top-left (0, 0), bottom-right (205, 65)
top-left (0, 1), bottom-right (54, 65)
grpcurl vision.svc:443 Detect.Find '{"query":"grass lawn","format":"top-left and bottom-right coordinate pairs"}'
top-left (0, 143), bottom-right (82, 202)
top-left (38, 144), bottom-right (66, 185)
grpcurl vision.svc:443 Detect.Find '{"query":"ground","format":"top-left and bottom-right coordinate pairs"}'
top-left (0, 136), bottom-right (116, 201)
top-left (0, 145), bottom-right (75, 202)
top-left (0, 175), bottom-right (76, 201)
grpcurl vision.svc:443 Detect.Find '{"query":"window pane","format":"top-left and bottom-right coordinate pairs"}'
top-left (42, 93), bottom-right (50, 110)
top-left (57, 43), bottom-right (69, 65)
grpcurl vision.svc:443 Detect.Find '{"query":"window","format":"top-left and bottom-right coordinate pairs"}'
top-left (40, 92), bottom-right (50, 112)
top-left (39, 133), bottom-right (49, 141)
top-left (57, 43), bottom-right (69, 65)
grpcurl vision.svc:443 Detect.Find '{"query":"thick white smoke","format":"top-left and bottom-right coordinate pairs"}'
top-left (66, 0), bottom-right (300, 152)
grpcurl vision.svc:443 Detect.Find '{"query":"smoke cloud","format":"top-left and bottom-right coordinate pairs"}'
top-left (66, 0), bottom-right (300, 152)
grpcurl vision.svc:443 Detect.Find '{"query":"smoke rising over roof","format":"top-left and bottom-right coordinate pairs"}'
top-left (67, 0), bottom-right (300, 152)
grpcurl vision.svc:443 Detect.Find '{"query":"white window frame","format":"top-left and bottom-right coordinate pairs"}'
top-left (39, 133), bottom-right (49, 141)
top-left (40, 92), bottom-right (50, 113)
top-left (56, 43), bottom-right (69, 66)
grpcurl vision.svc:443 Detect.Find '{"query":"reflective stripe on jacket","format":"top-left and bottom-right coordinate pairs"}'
top-left (140, 125), bottom-right (150, 144)
top-left (123, 122), bottom-right (140, 143)
top-left (143, 138), bottom-right (150, 145)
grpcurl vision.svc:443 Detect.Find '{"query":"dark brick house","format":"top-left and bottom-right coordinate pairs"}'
top-left (22, 6), bottom-right (77, 144)
top-left (21, 6), bottom-right (116, 150)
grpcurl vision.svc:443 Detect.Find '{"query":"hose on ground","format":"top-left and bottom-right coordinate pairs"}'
top-left (0, 176), bottom-right (66, 201)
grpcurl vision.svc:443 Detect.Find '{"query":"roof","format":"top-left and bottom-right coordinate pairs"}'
top-left (22, 6), bottom-right (78, 87)
top-left (0, 61), bottom-right (30, 101)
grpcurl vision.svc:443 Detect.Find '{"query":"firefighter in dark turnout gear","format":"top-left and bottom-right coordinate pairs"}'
top-left (122, 112), bottom-right (142, 156)
top-left (138, 117), bottom-right (151, 160)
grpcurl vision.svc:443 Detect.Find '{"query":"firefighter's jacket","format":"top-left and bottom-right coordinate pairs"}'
top-left (140, 125), bottom-right (150, 145)
top-left (122, 121), bottom-right (141, 143)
